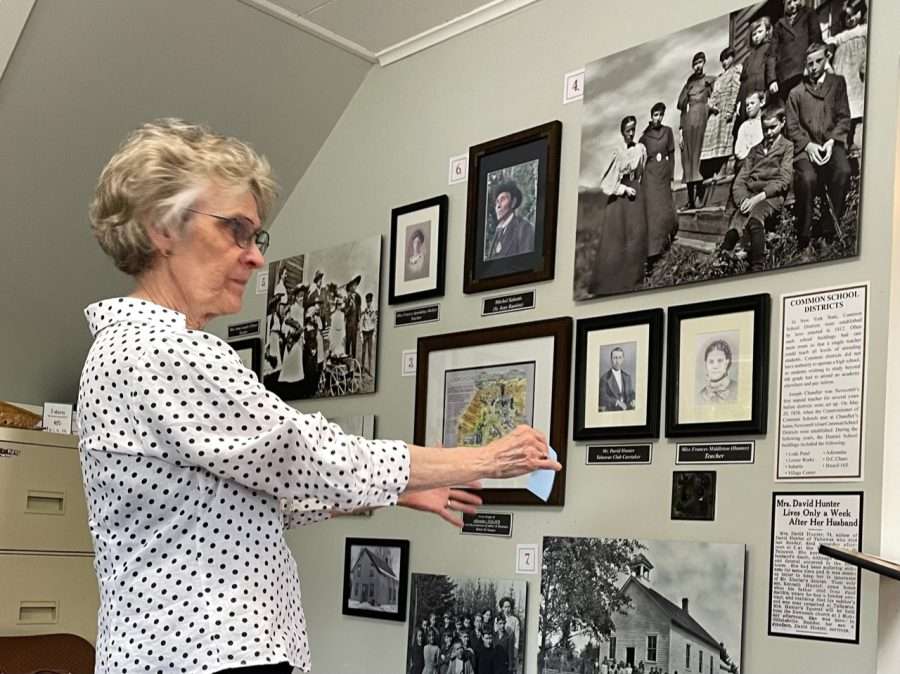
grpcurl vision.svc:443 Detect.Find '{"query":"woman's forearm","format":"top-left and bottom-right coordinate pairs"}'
top-left (401, 425), bottom-right (559, 493)
top-left (404, 445), bottom-right (491, 491)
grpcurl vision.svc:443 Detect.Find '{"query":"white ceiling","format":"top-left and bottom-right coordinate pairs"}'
top-left (240, 0), bottom-right (541, 64)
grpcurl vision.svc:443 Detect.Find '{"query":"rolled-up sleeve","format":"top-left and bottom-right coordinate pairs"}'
top-left (118, 330), bottom-right (410, 515)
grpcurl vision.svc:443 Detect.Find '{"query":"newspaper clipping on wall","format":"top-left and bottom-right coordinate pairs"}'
top-left (776, 284), bottom-right (868, 480)
top-left (768, 492), bottom-right (862, 643)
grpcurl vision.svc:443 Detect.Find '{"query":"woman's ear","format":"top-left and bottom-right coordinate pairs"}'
top-left (146, 222), bottom-right (179, 258)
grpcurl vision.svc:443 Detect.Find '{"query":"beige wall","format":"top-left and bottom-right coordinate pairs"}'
top-left (876, 59), bottom-right (900, 674)
top-left (211, 0), bottom-right (896, 672)
top-left (0, 0), bottom-right (370, 405)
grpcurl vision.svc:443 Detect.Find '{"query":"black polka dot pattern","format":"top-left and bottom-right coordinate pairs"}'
top-left (76, 297), bottom-right (410, 673)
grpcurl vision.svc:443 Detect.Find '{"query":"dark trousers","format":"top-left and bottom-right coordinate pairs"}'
top-left (361, 330), bottom-right (374, 373)
top-left (215, 663), bottom-right (292, 674)
top-left (793, 143), bottom-right (851, 243)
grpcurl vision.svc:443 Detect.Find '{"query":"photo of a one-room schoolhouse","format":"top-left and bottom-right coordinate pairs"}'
top-left (349, 546), bottom-right (400, 608)
top-left (607, 556), bottom-right (730, 674)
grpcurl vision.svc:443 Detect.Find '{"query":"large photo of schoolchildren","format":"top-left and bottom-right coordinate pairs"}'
top-left (574, 0), bottom-right (868, 300)
top-left (263, 235), bottom-right (381, 399)
top-left (407, 572), bottom-right (527, 674)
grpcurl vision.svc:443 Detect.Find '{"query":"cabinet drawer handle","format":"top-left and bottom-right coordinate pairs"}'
top-left (17, 600), bottom-right (59, 624)
top-left (25, 490), bottom-right (65, 515)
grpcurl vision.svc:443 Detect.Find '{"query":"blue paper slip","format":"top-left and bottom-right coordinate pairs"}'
top-left (527, 446), bottom-right (557, 502)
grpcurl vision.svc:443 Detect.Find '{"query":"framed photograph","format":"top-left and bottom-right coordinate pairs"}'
top-left (389, 195), bottom-right (448, 305)
top-left (229, 338), bottom-right (261, 378)
top-left (414, 317), bottom-right (572, 506)
top-left (573, 308), bottom-right (663, 440)
top-left (342, 537), bottom-right (409, 622)
top-left (671, 470), bottom-right (717, 520)
top-left (540, 536), bottom-right (745, 673)
top-left (574, 0), bottom-right (867, 301)
top-left (262, 235), bottom-right (381, 400)
top-left (464, 121), bottom-right (562, 294)
top-left (666, 294), bottom-right (770, 437)
top-left (408, 572), bottom-right (528, 674)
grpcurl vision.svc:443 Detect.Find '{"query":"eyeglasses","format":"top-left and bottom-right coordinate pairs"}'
top-left (187, 208), bottom-right (270, 255)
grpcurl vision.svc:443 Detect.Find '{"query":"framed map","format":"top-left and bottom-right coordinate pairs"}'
top-left (414, 317), bottom-right (572, 506)
top-left (442, 362), bottom-right (536, 447)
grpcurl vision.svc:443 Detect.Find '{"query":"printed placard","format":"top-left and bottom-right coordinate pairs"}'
top-left (769, 492), bottom-right (862, 643)
top-left (42, 403), bottom-right (73, 435)
top-left (448, 154), bottom-right (468, 184)
top-left (676, 442), bottom-right (755, 464)
top-left (461, 512), bottom-right (513, 537)
top-left (401, 349), bottom-right (417, 377)
top-left (255, 270), bottom-right (268, 295)
top-left (395, 304), bottom-right (440, 327)
top-left (228, 320), bottom-right (261, 339)
top-left (586, 444), bottom-right (652, 465)
top-left (482, 290), bottom-right (535, 316)
top-left (563, 68), bottom-right (585, 103)
top-left (777, 284), bottom-right (867, 481)
top-left (516, 543), bottom-right (539, 574)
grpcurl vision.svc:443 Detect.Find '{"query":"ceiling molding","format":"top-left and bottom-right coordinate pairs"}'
top-left (0, 0), bottom-right (37, 83)
top-left (375, 0), bottom-right (541, 67)
top-left (238, 0), bottom-right (542, 68)
top-left (237, 0), bottom-right (378, 64)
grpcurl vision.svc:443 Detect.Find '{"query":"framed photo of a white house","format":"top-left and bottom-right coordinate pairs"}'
top-left (389, 195), bottom-right (448, 304)
top-left (665, 294), bottom-right (770, 437)
top-left (574, 308), bottom-right (664, 440)
top-left (342, 537), bottom-right (409, 622)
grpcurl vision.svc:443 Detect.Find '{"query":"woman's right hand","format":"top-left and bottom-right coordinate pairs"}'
top-left (483, 425), bottom-right (560, 478)
top-left (624, 186), bottom-right (637, 199)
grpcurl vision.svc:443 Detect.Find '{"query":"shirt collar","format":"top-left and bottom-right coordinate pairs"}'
top-left (84, 297), bottom-right (187, 337)
top-left (496, 212), bottom-right (515, 230)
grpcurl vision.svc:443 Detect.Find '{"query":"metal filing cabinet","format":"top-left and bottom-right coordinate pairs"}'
top-left (0, 427), bottom-right (98, 644)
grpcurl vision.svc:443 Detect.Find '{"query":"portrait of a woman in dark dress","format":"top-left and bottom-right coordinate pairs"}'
top-left (639, 101), bottom-right (677, 269)
top-left (588, 115), bottom-right (648, 296)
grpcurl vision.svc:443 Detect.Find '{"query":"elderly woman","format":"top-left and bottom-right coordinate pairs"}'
top-left (588, 115), bottom-right (648, 296)
top-left (79, 119), bottom-right (557, 674)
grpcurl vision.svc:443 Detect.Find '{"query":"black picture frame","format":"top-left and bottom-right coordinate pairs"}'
top-left (414, 317), bottom-right (572, 506)
top-left (574, 308), bottom-right (664, 440)
top-left (463, 121), bottom-right (562, 294)
top-left (665, 294), bottom-right (770, 437)
top-left (229, 338), bottom-right (261, 379)
top-left (670, 470), bottom-right (717, 521)
top-left (388, 195), bottom-right (448, 305)
top-left (341, 537), bottom-right (409, 622)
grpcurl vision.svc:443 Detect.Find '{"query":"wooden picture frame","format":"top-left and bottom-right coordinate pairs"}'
top-left (463, 121), bottom-right (562, 294)
top-left (389, 195), bottom-right (448, 305)
top-left (665, 294), bottom-right (770, 437)
top-left (342, 537), bottom-right (409, 622)
top-left (574, 308), bottom-right (664, 440)
top-left (229, 337), bottom-right (261, 379)
top-left (414, 317), bottom-right (572, 506)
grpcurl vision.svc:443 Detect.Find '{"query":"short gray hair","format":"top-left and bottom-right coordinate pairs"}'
top-left (90, 118), bottom-right (278, 275)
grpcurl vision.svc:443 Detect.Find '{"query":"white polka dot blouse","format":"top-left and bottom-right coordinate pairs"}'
top-left (76, 297), bottom-right (410, 673)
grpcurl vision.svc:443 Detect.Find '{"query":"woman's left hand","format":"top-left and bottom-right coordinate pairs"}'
top-left (399, 485), bottom-right (483, 527)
